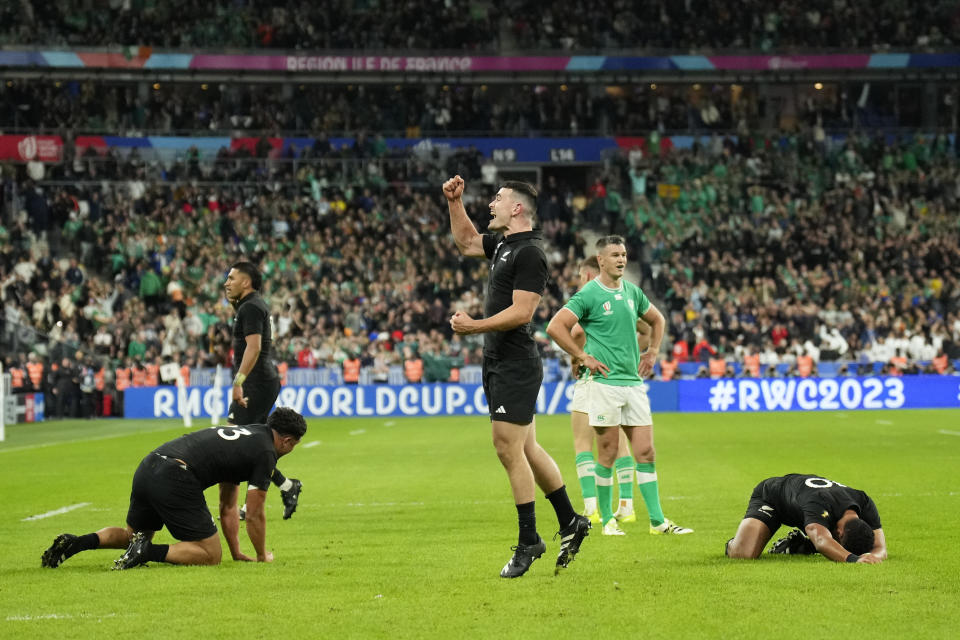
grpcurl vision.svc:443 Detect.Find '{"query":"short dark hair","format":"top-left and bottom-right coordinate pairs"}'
top-left (501, 181), bottom-right (538, 218)
top-left (267, 407), bottom-right (307, 440)
top-left (231, 261), bottom-right (262, 291)
top-left (581, 255), bottom-right (600, 271)
top-left (841, 518), bottom-right (875, 555)
top-left (595, 235), bottom-right (626, 251)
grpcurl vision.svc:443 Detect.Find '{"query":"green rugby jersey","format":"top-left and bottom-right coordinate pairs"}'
top-left (564, 278), bottom-right (651, 386)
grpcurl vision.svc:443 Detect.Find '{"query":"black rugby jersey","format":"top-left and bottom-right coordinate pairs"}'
top-left (481, 231), bottom-right (548, 360)
top-left (154, 424), bottom-right (277, 490)
top-left (763, 473), bottom-right (882, 530)
top-left (232, 292), bottom-right (279, 381)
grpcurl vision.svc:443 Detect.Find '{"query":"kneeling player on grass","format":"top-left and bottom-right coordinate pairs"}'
top-left (724, 473), bottom-right (887, 564)
top-left (41, 408), bottom-right (307, 570)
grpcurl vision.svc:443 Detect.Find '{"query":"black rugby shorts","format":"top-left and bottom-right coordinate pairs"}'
top-left (126, 453), bottom-right (217, 541)
top-left (481, 357), bottom-right (542, 425)
top-left (228, 377), bottom-right (281, 425)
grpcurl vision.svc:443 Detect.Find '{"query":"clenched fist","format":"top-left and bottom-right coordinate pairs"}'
top-left (442, 175), bottom-right (465, 201)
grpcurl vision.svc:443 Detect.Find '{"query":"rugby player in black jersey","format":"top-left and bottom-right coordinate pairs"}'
top-left (41, 408), bottom-right (307, 570)
top-left (725, 473), bottom-right (887, 564)
top-left (444, 175), bottom-right (590, 578)
top-left (224, 262), bottom-right (302, 520)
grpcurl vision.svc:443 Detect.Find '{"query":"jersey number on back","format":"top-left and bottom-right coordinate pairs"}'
top-left (804, 477), bottom-right (847, 489)
top-left (216, 426), bottom-right (253, 441)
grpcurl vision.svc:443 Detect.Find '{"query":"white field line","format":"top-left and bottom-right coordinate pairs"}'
top-left (938, 429), bottom-right (960, 437)
top-left (337, 495), bottom-right (691, 508)
top-left (302, 440), bottom-right (322, 448)
top-left (349, 429), bottom-right (366, 436)
top-left (6, 613), bottom-right (117, 621)
top-left (0, 424), bottom-right (175, 455)
top-left (875, 419), bottom-right (894, 425)
top-left (878, 491), bottom-right (960, 497)
top-left (22, 502), bottom-right (91, 521)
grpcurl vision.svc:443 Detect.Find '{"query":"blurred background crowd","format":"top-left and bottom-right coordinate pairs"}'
top-left (2, 1), bottom-right (959, 420)
top-left (2, 0), bottom-right (958, 51)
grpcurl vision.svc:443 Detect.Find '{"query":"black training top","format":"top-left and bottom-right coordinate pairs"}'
top-left (153, 424), bottom-right (277, 490)
top-left (232, 292), bottom-right (279, 381)
top-left (481, 231), bottom-right (548, 360)
top-left (763, 474), bottom-right (882, 530)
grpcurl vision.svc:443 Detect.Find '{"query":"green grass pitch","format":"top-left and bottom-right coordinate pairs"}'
top-left (1, 409), bottom-right (959, 638)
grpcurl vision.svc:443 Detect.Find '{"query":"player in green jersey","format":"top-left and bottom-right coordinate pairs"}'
top-left (548, 236), bottom-right (693, 536)
top-left (569, 255), bottom-right (647, 525)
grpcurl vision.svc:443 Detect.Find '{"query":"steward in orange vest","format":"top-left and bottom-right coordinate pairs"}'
top-left (659, 356), bottom-right (678, 381)
top-left (796, 353), bottom-right (814, 377)
top-left (144, 361), bottom-right (160, 387)
top-left (404, 356), bottom-right (423, 383)
top-left (131, 365), bottom-right (146, 387)
top-left (709, 357), bottom-right (727, 378)
top-left (116, 366), bottom-right (131, 391)
top-left (932, 353), bottom-right (948, 374)
top-left (743, 352), bottom-right (761, 378)
top-left (26, 359), bottom-right (44, 390)
top-left (343, 357), bottom-right (361, 384)
top-left (9, 365), bottom-right (25, 389)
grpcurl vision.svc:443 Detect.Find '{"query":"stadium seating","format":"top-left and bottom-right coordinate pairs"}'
top-left (2, 0), bottom-right (956, 51)
top-left (3, 3), bottom-right (960, 418)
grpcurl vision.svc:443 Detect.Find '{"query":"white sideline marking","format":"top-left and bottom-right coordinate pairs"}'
top-left (349, 429), bottom-right (366, 436)
top-left (22, 503), bottom-right (91, 522)
top-left (302, 440), bottom-right (322, 448)
top-left (879, 491), bottom-right (960, 497)
top-left (0, 424), bottom-right (174, 455)
top-left (875, 420), bottom-right (894, 425)
top-left (938, 429), bottom-right (960, 437)
top-left (345, 501), bottom-right (426, 507)
top-left (7, 613), bottom-right (116, 621)
top-left (383, 421), bottom-right (396, 427)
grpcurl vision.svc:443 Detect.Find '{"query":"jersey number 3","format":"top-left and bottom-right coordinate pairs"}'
top-left (216, 426), bottom-right (253, 441)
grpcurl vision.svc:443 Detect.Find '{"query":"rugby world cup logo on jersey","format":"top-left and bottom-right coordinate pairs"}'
top-left (602, 301), bottom-right (613, 316)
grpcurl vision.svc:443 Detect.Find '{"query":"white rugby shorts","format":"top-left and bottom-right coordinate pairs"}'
top-left (570, 378), bottom-right (591, 413)
top-left (587, 383), bottom-right (652, 428)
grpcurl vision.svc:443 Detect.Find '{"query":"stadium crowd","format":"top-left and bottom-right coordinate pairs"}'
top-left (1, 0), bottom-right (957, 51)
top-left (2, 80), bottom-right (749, 137)
top-left (2, 77), bottom-right (919, 138)
top-left (3, 126), bottom-right (960, 418)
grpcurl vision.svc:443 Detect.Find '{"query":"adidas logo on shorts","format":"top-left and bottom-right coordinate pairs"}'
top-left (495, 406), bottom-right (507, 414)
